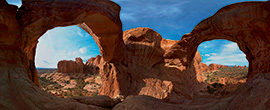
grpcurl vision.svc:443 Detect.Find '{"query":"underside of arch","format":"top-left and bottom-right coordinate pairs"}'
top-left (18, 0), bottom-right (124, 86)
top-left (174, 2), bottom-right (270, 79)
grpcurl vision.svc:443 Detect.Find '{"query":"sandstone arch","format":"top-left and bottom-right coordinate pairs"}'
top-left (19, 0), bottom-right (124, 86)
top-left (170, 1), bottom-right (270, 80)
top-left (0, 0), bottom-right (124, 109)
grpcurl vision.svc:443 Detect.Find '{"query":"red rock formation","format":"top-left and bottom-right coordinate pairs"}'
top-left (99, 27), bottom-right (202, 100)
top-left (57, 57), bottom-right (85, 73)
top-left (0, 0), bottom-right (124, 109)
top-left (208, 63), bottom-right (218, 71)
top-left (20, 0), bottom-right (124, 87)
top-left (85, 55), bottom-right (104, 74)
top-left (113, 2), bottom-right (270, 110)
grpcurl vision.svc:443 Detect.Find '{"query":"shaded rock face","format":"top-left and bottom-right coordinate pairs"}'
top-left (1, 1), bottom-right (270, 110)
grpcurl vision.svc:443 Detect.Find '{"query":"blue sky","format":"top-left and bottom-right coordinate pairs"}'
top-left (7, 0), bottom-right (266, 68)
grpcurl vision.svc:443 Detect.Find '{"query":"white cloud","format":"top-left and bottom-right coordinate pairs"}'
top-left (203, 42), bottom-right (248, 66)
top-left (79, 47), bottom-right (87, 54)
top-left (210, 53), bottom-right (217, 56)
top-left (222, 43), bottom-right (238, 53)
top-left (205, 54), bottom-right (210, 57)
top-left (199, 41), bottom-right (215, 49)
top-left (114, 0), bottom-right (190, 21)
top-left (120, 13), bottom-right (137, 21)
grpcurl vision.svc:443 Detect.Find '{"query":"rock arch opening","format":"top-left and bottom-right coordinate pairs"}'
top-left (196, 40), bottom-right (248, 96)
top-left (35, 26), bottom-right (104, 98)
top-left (19, 0), bottom-right (124, 89)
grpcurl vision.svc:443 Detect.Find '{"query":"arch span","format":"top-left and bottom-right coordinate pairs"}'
top-left (174, 2), bottom-right (270, 80)
top-left (18, 0), bottom-right (124, 86)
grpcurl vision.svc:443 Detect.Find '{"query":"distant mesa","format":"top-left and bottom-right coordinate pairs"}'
top-left (57, 56), bottom-right (104, 74)
top-left (200, 63), bottom-right (247, 73)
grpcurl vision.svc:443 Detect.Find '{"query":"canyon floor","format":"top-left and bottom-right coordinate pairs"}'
top-left (37, 66), bottom-right (248, 98)
top-left (38, 69), bottom-right (102, 98)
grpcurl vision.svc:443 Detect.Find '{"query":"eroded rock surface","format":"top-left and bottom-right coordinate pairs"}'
top-left (98, 27), bottom-right (203, 100)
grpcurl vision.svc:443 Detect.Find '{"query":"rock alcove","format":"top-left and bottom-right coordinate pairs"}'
top-left (1, 0), bottom-right (270, 110)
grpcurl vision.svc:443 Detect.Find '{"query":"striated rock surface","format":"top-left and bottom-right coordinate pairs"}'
top-left (99, 27), bottom-right (202, 100)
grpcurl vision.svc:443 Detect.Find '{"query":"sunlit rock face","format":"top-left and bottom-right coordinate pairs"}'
top-left (0, 0), bottom-right (270, 109)
top-left (99, 27), bottom-right (202, 100)
top-left (57, 57), bottom-right (85, 73)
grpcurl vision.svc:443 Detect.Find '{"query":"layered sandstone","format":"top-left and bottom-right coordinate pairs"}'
top-left (99, 27), bottom-right (202, 100)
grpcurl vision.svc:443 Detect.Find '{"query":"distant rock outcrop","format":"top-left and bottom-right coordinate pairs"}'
top-left (85, 55), bottom-right (104, 74)
top-left (57, 56), bottom-right (105, 74)
top-left (57, 57), bottom-right (85, 73)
